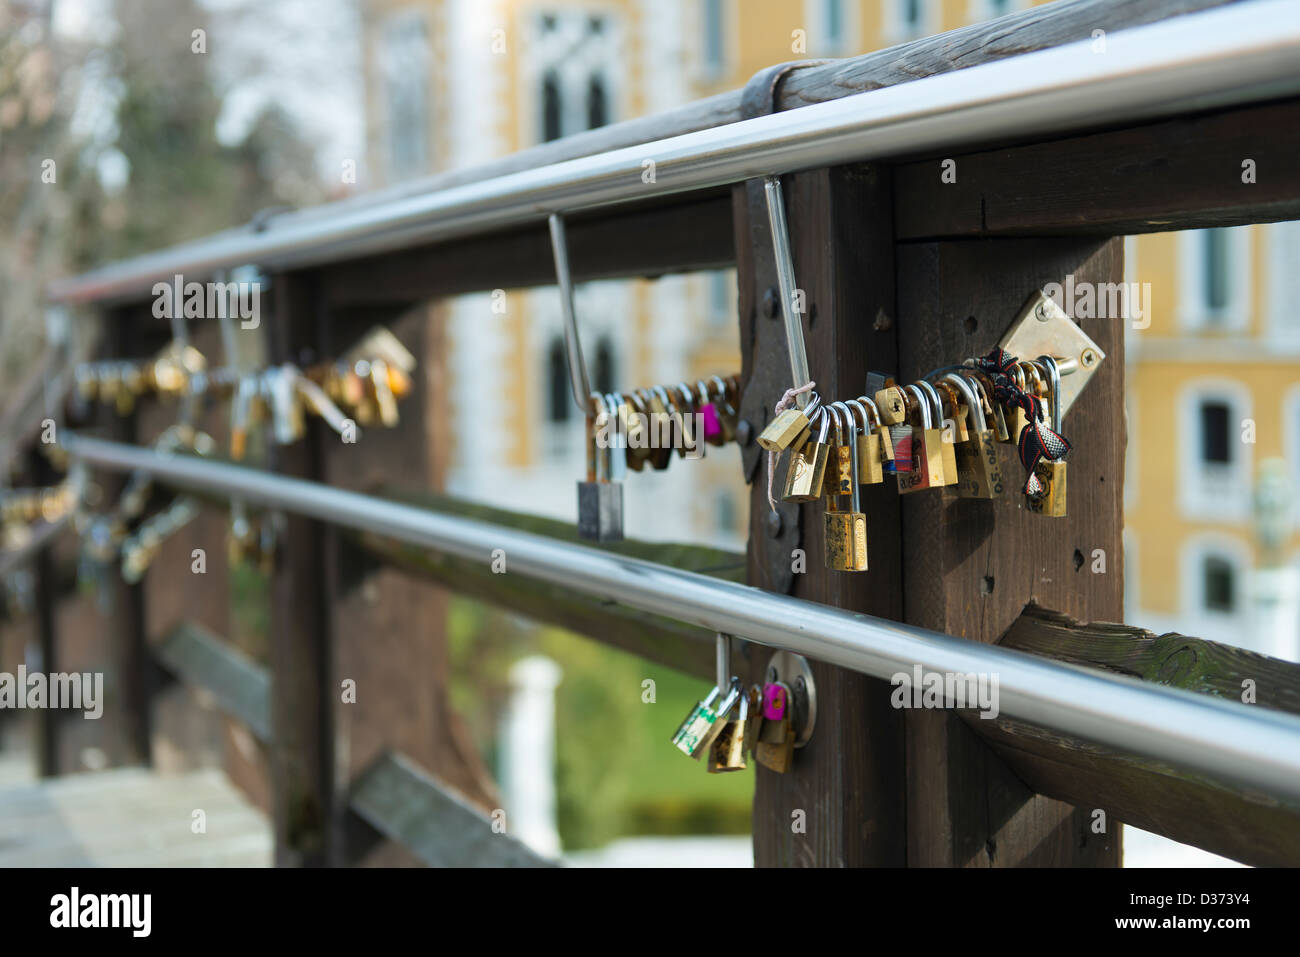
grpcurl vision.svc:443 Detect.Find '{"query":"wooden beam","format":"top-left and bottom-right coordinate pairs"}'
top-left (962, 605), bottom-right (1300, 867)
top-left (895, 237), bottom-right (1126, 866)
top-left (348, 752), bottom-right (555, 867)
top-left (737, 164), bottom-right (908, 867)
top-left (322, 192), bottom-right (735, 307)
top-left (350, 490), bottom-right (745, 680)
top-left (152, 621), bottom-right (271, 742)
top-left (894, 98), bottom-right (1300, 239)
top-left (266, 272), bottom-right (334, 867)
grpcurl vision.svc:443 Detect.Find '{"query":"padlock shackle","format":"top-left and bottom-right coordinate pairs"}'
top-left (834, 401), bottom-right (862, 514)
top-left (904, 384), bottom-right (931, 430)
top-left (943, 373), bottom-right (987, 434)
top-left (1037, 355), bottom-right (1063, 432)
top-left (916, 380), bottom-right (946, 436)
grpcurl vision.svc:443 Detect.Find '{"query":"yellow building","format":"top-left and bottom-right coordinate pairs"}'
top-left (360, 0), bottom-right (1300, 649)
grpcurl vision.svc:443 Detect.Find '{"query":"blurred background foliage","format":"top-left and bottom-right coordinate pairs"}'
top-left (0, 0), bottom-right (321, 394)
top-left (446, 597), bottom-right (751, 851)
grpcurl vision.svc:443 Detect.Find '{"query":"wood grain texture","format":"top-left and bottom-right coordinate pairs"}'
top-left (896, 237), bottom-right (1126, 867)
top-left (894, 98), bottom-right (1300, 239)
top-left (739, 165), bottom-right (907, 867)
top-left (962, 604), bottom-right (1300, 866)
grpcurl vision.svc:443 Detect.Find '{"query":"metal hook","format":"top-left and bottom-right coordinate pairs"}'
top-left (762, 176), bottom-right (812, 409)
top-left (548, 214), bottom-right (594, 414)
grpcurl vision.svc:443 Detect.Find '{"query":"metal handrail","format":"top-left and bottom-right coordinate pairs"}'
top-left (60, 432), bottom-right (1300, 803)
top-left (49, 0), bottom-right (1300, 305)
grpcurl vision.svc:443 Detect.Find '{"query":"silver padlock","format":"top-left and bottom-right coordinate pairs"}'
top-left (577, 394), bottom-right (623, 542)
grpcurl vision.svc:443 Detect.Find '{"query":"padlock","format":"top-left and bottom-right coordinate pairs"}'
top-left (577, 394), bottom-right (624, 541)
top-left (622, 391), bottom-right (650, 472)
top-left (265, 366), bottom-right (306, 446)
top-left (757, 393), bottom-right (821, 452)
top-left (822, 404), bottom-right (853, 496)
top-left (824, 404), bottom-right (868, 572)
top-left (673, 383), bottom-right (701, 458)
top-left (945, 373), bottom-right (1005, 499)
top-left (849, 398), bottom-right (884, 485)
top-left (672, 680), bottom-right (741, 759)
top-left (707, 685), bottom-right (749, 773)
top-left (645, 386), bottom-right (675, 470)
top-left (369, 358), bottom-right (400, 427)
top-left (898, 386), bottom-right (944, 493)
top-left (783, 406), bottom-right (831, 503)
top-left (873, 385), bottom-right (907, 425)
top-left (919, 380), bottom-right (959, 487)
top-left (754, 682), bottom-right (795, 773)
top-left (1026, 356), bottom-right (1068, 517)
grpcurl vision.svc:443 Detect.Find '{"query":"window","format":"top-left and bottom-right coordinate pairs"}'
top-left (807, 0), bottom-right (853, 54)
top-left (593, 337), bottom-right (615, 395)
top-left (970, 0), bottom-right (1023, 21)
top-left (533, 12), bottom-right (617, 142)
top-left (1202, 555), bottom-right (1236, 613)
top-left (702, 0), bottom-right (726, 74)
top-left (547, 337), bottom-right (570, 423)
top-left (381, 12), bottom-right (430, 182)
top-left (1179, 226), bottom-right (1251, 331)
top-left (707, 270), bottom-right (733, 326)
top-left (885, 0), bottom-right (935, 42)
top-left (1179, 382), bottom-right (1252, 522)
top-left (1267, 221), bottom-right (1300, 346)
top-left (1199, 401), bottom-right (1231, 465)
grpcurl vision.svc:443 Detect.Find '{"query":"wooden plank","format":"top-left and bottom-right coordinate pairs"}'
top-left (351, 490), bottom-right (745, 679)
top-left (322, 192), bottom-right (734, 307)
top-left (348, 751), bottom-right (554, 867)
top-left (775, 0), bottom-right (1238, 111)
top-left (895, 237), bottom-right (1126, 866)
top-left (894, 98), bottom-right (1300, 239)
top-left (152, 621), bottom-right (271, 742)
top-left (737, 165), bottom-right (907, 867)
top-left (318, 303), bottom-right (501, 867)
top-left (959, 604), bottom-right (1300, 866)
top-left (266, 272), bottom-right (334, 867)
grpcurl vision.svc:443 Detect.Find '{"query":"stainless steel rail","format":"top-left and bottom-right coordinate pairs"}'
top-left (62, 433), bottom-right (1300, 802)
top-left (49, 1), bottom-right (1300, 305)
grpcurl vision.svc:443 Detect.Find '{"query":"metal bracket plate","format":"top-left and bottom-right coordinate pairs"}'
top-left (998, 291), bottom-right (1105, 422)
top-left (765, 649), bottom-right (816, 748)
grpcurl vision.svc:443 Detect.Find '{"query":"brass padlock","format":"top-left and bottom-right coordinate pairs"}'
top-left (849, 398), bottom-right (884, 485)
top-left (1026, 356), bottom-right (1067, 517)
top-left (707, 686), bottom-right (748, 773)
top-left (757, 393), bottom-right (821, 453)
top-left (919, 380), bottom-right (959, 487)
top-left (823, 404), bottom-right (853, 496)
top-left (945, 373), bottom-right (1004, 499)
top-left (874, 385), bottom-right (907, 425)
top-left (898, 386), bottom-right (944, 493)
top-left (783, 407), bottom-right (831, 503)
top-left (754, 682), bottom-right (795, 773)
top-left (824, 404), bottom-right (868, 572)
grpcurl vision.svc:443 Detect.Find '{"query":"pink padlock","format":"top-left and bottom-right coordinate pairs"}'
top-left (700, 403), bottom-right (721, 440)
top-left (762, 682), bottom-right (788, 722)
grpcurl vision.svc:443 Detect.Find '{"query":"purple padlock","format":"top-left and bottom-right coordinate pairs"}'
top-left (700, 403), bottom-right (722, 441)
top-left (762, 682), bottom-right (788, 722)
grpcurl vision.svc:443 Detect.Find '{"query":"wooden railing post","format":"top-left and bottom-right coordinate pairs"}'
top-left (267, 272), bottom-right (335, 867)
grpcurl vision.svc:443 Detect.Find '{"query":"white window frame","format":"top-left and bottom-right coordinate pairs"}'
top-left (805, 0), bottom-right (859, 56)
top-left (527, 10), bottom-right (622, 145)
top-left (698, 0), bottom-right (733, 81)
top-left (1178, 379), bottom-right (1253, 523)
top-left (1267, 221), bottom-right (1300, 348)
top-left (883, 0), bottom-right (938, 44)
top-left (968, 0), bottom-right (1027, 23)
top-left (1287, 386), bottom-right (1300, 530)
top-left (1177, 226), bottom-right (1252, 332)
top-left (1180, 533), bottom-right (1252, 635)
top-left (379, 9), bottom-right (432, 183)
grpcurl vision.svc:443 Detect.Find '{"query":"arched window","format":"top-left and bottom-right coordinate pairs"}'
top-left (542, 70), bottom-right (563, 142)
top-left (593, 337), bottom-right (615, 395)
top-left (1201, 554), bottom-right (1236, 613)
top-left (586, 74), bottom-right (608, 130)
top-left (548, 336), bottom-right (570, 423)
